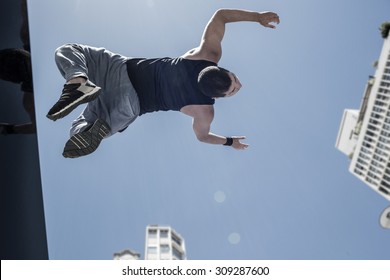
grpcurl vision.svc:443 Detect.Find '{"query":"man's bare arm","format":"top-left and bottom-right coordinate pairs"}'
top-left (183, 9), bottom-right (280, 63)
top-left (181, 105), bottom-right (249, 150)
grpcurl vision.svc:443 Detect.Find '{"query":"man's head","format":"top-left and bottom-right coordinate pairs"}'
top-left (198, 66), bottom-right (242, 98)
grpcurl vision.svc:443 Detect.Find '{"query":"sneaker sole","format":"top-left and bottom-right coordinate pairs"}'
top-left (62, 119), bottom-right (110, 158)
top-left (47, 86), bottom-right (101, 121)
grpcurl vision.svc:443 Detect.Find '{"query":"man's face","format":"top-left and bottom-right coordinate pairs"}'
top-left (224, 72), bottom-right (242, 97)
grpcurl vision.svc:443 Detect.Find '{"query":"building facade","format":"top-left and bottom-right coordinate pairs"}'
top-left (144, 225), bottom-right (186, 260)
top-left (336, 28), bottom-right (390, 201)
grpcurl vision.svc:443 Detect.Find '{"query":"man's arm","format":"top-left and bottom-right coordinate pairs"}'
top-left (183, 9), bottom-right (280, 63)
top-left (181, 104), bottom-right (249, 150)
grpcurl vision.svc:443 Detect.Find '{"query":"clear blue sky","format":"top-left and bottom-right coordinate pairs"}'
top-left (28, 0), bottom-right (390, 260)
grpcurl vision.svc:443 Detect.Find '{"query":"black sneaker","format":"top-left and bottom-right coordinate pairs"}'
top-left (46, 80), bottom-right (101, 121)
top-left (62, 119), bottom-right (110, 158)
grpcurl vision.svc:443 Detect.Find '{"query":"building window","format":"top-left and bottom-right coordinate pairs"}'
top-left (381, 81), bottom-right (390, 88)
top-left (366, 177), bottom-right (378, 186)
top-left (147, 246), bottom-right (157, 254)
top-left (366, 130), bottom-right (377, 137)
top-left (372, 106), bottom-right (385, 113)
top-left (171, 233), bottom-right (182, 246)
top-left (363, 137), bottom-right (375, 144)
top-left (369, 118), bottom-right (382, 126)
top-left (383, 124), bottom-right (390, 131)
top-left (363, 141), bottom-right (373, 148)
top-left (378, 186), bottom-right (390, 195)
top-left (372, 160), bottom-right (385, 169)
top-left (160, 230), bottom-right (169, 238)
top-left (356, 163), bottom-right (366, 171)
top-left (357, 158), bottom-right (368, 166)
top-left (354, 169), bottom-right (364, 176)
top-left (361, 147), bottom-right (373, 154)
top-left (384, 117), bottom-right (390, 124)
top-left (148, 229), bottom-right (157, 238)
top-left (373, 154), bottom-right (385, 162)
top-left (160, 244), bottom-right (170, 253)
top-left (358, 152), bottom-right (370, 161)
top-left (377, 96), bottom-right (389, 103)
top-left (369, 166), bottom-right (382, 175)
top-left (379, 136), bottom-right (390, 144)
top-left (371, 113), bottom-right (383, 120)
top-left (383, 174), bottom-right (390, 183)
top-left (380, 130), bottom-right (390, 137)
top-left (374, 100), bottom-right (387, 106)
top-left (381, 180), bottom-right (390, 190)
top-left (382, 75), bottom-right (390, 81)
top-left (172, 247), bottom-right (183, 260)
top-left (377, 143), bottom-right (390, 151)
top-left (375, 148), bottom-right (389, 157)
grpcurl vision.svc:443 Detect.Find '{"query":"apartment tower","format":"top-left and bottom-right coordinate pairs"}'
top-left (336, 24), bottom-right (390, 201)
top-left (144, 225), bottom-right (186, 260)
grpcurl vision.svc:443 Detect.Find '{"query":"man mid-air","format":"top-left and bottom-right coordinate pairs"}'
top-left (46, 8), bottom-right (280, 158)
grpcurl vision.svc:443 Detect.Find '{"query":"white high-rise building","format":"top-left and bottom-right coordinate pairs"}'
top-left (144, 225), bottom-right (186, 260)
top-left (336, 24), bottom-right (390, 201)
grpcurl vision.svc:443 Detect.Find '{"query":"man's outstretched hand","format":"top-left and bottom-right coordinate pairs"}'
top-left (258, 12), bottom-right (280, 29)
top-left (232, 136), bottom-right (249, 150)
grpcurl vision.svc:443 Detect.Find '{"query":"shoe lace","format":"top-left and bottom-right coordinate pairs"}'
top-left (59, 83), bottom-right (81, 101)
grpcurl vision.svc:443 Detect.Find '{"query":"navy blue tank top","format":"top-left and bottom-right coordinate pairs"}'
top-left (126, 57), bottom-right (216, 115)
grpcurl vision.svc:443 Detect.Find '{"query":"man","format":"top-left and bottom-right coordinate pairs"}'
top-left (47, 8), bottom-right (280, 158)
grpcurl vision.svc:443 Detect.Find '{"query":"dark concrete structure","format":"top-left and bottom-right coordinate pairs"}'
top-left (0, 0), bottom-right (48, 259)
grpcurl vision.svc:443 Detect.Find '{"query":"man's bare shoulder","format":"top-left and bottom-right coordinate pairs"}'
top-left (181, 48), bottom-right (218, 63)
top-left (180, 104), bottom-right (214, 118)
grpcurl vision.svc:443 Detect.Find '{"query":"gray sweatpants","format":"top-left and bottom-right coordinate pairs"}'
top-left (54, 44), bottom-right (140, 137)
